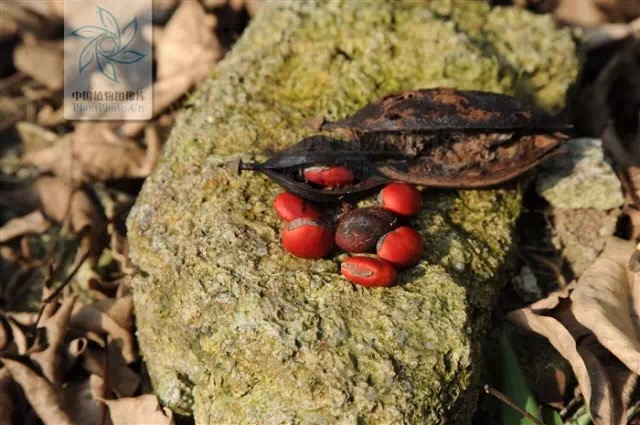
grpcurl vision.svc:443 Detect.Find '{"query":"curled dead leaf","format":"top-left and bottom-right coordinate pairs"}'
top-left (64, 375), bottom-right (112, 425)
top-left (36, 104), bottom-right (66, 127)
top-left (35, 177), bottom-right (101, 234)
top-left (571, 238), bottom-right (640, 375)
top-left (70, 301), bottom-right (137, 363)
top-left (98, 394), bottom-right (174, 425)
top-left (509, 236), bottom-right (640, 425)
top-left (63, 337), bottom-right (88, 372)
top-left (13, 38), bottom-right (63, 91)
top-left (1, 358), bottom-right (73, 425)
top-left (0, 319), bottom-right (9, 352)
top-left (81, 345), bottom-right (140, 397)
top-left (109, 226), bottom-right (135, 275)
top-left (16, 121), bottom-right (58, 153)
top-left (156, 1), bottom-right (221, 83)
top-left (29, 296), bottom-right (77, 384)
top-left (23, 126), bottom-right (159, 182)
top-left (0, 210), bottom-right (50, 243)
top-left (5, 317), bottom-right (29, 355)
top-left (94, 296), bottom-right (134, 331)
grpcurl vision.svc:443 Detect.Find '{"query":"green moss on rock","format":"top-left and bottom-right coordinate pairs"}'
top-left (127, 1), bottom-right (578, 423)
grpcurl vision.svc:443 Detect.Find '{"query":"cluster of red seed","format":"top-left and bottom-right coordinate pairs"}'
top-left (273, 166), bottom-right (424, 287)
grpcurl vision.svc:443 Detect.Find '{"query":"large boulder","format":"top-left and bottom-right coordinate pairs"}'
top-left (127, 1), bottom-right (578, 423)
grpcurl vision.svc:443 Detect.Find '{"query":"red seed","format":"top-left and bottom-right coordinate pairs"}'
top-left (379, 183), bottom-right (423, 216)
top-left (341, 257), bottom-right (396, 287)
top-left (335, 207), bottom-right (398, 253)
top-left (303, 166), bottom-right (355, 187)
top-left (273, 192), bottom-right (323, 222)
top-left (377, 226), bottom-right (423, 267)
top-left (282, 218), bottom-right (334, 259)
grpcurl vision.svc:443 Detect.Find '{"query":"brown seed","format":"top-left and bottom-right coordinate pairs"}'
top-left (335, 207), bottom-right (398, 253)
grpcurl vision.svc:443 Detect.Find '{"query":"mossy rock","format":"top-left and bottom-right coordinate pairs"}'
top-left (127, 1), bottom-right (578, 423)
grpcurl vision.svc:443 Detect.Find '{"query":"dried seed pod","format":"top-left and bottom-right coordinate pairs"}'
top-left (303, 166), bottom-right (355, 187)
top-left (379, 183), bottom-right (422, 216)
top-left (322, 88), bottom-right (568, 132)
top-left (273, 192), bottom-right (323, 222)
top-left (282, 218), bottom-right (334, 259)
top-left (229, 136), bottom-right (389, 203)
top-left (377, 226), bottom-right (423, 267)
top-left (321, 88), bottom-right (570, 188)
top-left (230, 88), bottom-right (571, 200)
top-left (335, 207), bottom-right (398, 253)
top-left (341, 257), bottom-right (396, 287)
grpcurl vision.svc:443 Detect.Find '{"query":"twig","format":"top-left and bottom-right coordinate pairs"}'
top-left (484, 384), bottom-right (545, 425)
top-left (33, 226), bottom-right (105, 328)
top-left (43, 237), bottom-right (94, 304)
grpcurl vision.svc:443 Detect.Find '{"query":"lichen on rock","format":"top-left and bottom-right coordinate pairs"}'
top-left (127, 1), bottom-right (578, 423)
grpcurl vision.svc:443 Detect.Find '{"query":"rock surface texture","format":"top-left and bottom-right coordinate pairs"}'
top-left (536, 138), bottom-right (623, 277)
top-left (127, 1), bottom-right (578, 423)
top-left (536, 138), bottom-right (624, 211)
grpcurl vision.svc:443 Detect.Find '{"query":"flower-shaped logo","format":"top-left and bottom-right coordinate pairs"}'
top-left (70, 7), bottom-right (146, 83)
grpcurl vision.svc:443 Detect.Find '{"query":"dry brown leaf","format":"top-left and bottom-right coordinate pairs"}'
top-left (63, 337), bottom-right (88, 372)
top-left (554, 0), bottom-right (640, 27)
top-left (29, 296), bottom-right (77, 384)
top-left (33, 177), bottom-right (101, 234)
top-left (156, 1), bottom-right (221, 83)
top-left (13, 37), bottom-right (63, 91)
top-left (37, 104), bottom-right (66, 127)
top-left (555, 0), bottom-right (610, 26)
top-left (0, 319), bottom-right (8, 352)
top-left (629, 253), bottom-right (640, 334)
top-left (0, 4), bottom-right (52, 39)
top-left (507, 309), bottom-right (596, 412)
top-left (528, 282), bottom-right (574, 312)
top-left (571, 237), bottom-right (640, 375)
top-left (0, 210), bottom-right (50, 243)
top-left (109, 225), bottom-right (135, 275)
top-left (509, 237), bottom-right (640, 425)
top-left (1, 358), bottom-right (73, 425)
top-left (576, 343), bottom-right (623, 425)
top-left (64, 375), bottom-right (111, 425)
top-left (508, 305), bottom-right (626, 425)
top-left (94, 296), bottom-right (134, 331)
top-left (23, 126), bottom-right (159, 182)
top-left (16, 121), bottom-right (58, 153)
top-left (6, 312), bottom-right (37, 327)
top-left (99, 394), bottom-right (174, 425)
top-left (70, 301), bottom-right (137, 363)
top-left (81, 345), bottom-right (140, 397)
top-left (595, 0), bottom-right (640, 22)
top-left (5, 317), bottom-right (29, 355)
top-left (582, 16), bottom-right (640, 49)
